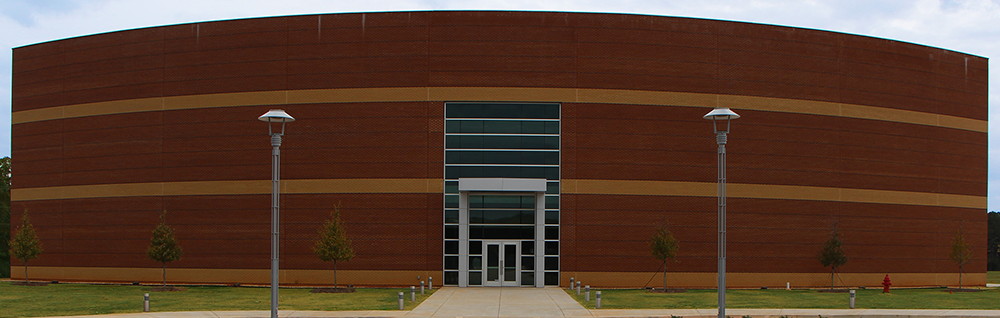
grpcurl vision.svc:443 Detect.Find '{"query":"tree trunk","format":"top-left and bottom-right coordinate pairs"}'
top-left (163, 263), bottom-right (167, 286)
top-left (662, 261), bottom-right (667, 290)
top-left (24, 262), bottom-right (28, 283)
top-left (958, 265), bottom-right (963, 289)
top-left (334, 260), bottom-right (338, 288)
top-left (830, 266), bottom-right (835, 290)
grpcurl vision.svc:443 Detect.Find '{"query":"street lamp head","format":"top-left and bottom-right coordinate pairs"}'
top-left (703, 108), bottom-right (740, 121)
top-left (258, 109), bottom-right (294, 135)
top-left (258, 109), bottom-right (295, 123)
top-left (703, 108), bottom-right (739, 134)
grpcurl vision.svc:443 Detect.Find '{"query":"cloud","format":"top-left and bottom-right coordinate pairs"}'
top-left (0, 0), bottom-right (82, 27)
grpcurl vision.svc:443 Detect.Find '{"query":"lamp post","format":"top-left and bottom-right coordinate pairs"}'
top-left (258, 109), bottom-right (294, 318)
top-left (703, 108), bottom-right (739, 318)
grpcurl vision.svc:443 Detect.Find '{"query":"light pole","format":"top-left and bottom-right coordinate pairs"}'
top-left (258, 109), bottom-right (294, 318)
top-left (703, 107), bottom-right (739, 318)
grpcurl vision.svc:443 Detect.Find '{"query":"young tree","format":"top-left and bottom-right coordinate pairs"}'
top-left (0, 157), bottom-right (10, 278)
top-left (10, 211), bottom-right (43, 283)
top-left (949, 228), bottom-right (973, 289)
top-left (147, 211), bottom-right (183, 286)
top-left (649, 223), bottom-right (679, 290)
top-left (987, 212), bottom-right (1000, 271)
top-left (313, 205), bottom-right (354, 288)
top-left (817, 225), bottom-right (848, 290)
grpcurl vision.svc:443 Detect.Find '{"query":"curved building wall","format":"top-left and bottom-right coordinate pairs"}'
top-left (10, 11), bottom-right (988, 287)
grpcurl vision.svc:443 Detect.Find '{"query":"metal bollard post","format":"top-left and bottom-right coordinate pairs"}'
top-left (585, 285), bottom-right (590, 301)
top-left (429, 277), bottom-right (433, 290)
top-left (576, 281), bottom-right (581, 295)
top-left (420, 281), bottom-right (425, 294)
top-left (398, 292), bottom-right (404, 310)
top-left (410, 286), bottom-right (415, 302)
top-left (596, 291), bottom-right (602, 309)
top-left (143, 293), bottom-right (149, 312)
top-left (849, 289), bottom-right (856, 309)
top-left (570, 277), bottom-right (575, 289)
top-left (786, 282), bottom-right (790, 290)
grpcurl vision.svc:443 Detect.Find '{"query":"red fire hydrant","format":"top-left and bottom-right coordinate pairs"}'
top-left (882, 274), bottom-right (892, 293)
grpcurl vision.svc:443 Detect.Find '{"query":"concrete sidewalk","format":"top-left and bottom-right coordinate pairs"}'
top-left (35, 287), bottom-right (1000, 318)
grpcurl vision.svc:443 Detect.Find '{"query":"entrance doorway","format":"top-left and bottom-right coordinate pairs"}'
top-left (484, 241), bottom-right (520, 286)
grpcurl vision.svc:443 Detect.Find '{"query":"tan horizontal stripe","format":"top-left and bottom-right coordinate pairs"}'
top-left (12, 87), bottom-right (986, 132)
top-left (564, 271), bottom-right (985, 288)
top-left (562, 179), bottom-right (986, 209)
top-left (10, 266), bottom-right (439, 286)
top-left (11, 266), bottom-right (983, 288)
top-left (12, 178), bottom-right (444, 201)
top-left (13, 178), bottom-right (985, 209)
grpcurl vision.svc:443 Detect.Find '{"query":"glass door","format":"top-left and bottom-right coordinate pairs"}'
top-left (484, 241), bottom-right (519, 286)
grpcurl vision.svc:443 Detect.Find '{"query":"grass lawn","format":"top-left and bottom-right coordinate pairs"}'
top-left (989, 271), bottom-right (999, 284)
top-left (0, 282), bottom-right (435, 318)
top-left (567, 288), bottom-right (1000, 310)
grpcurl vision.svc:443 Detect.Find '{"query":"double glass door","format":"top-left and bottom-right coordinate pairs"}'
top-left (484, 241), bottom-right (519, 286)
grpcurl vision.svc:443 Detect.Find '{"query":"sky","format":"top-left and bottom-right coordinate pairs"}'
top-left (1, 0), bottom-right (998, 209)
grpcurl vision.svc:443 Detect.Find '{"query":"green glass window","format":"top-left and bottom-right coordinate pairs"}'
top-left (445, 210), bottom-right (459, 224)
top-left (469, 210), bottom-right (535, 224)
top-left (544, 272), bottom-right (559, 285)
top-left (446, 103), bottom-right (559, 119)
top-left (545, 226), bottom-right (558, 240)
top-left (469, 271), bottom-right (482, 285)
top-left (446, 120), bottom-right (558, 134)
top-left (445, 271), bottom-right (458, 285)
top-left (545, 211), bottom-right (559, 224)
top-left (469, 195), bottom-right (535, 209)
top-left (545, 242), bottom-right (559, 255)
top-left (521, 272), bottom-right (535, 286)
top-left (545, 196), bottom-right (559, 209)
top-left (546, 182), bottom-right (559, 194)
top-left (545, 257), bottom-right (559, 271)
top-left (469, 225), bottom-right (534, 239)
top-left (445, 241), bottom-right (459, 254)
top-left (444, 150), bottom-right (558, 165)
top-left (445, 225), bottom-right (458, 239)
top-left (447, 136), bottom-right (559, 149)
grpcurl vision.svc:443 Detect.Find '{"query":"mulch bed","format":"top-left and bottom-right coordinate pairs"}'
top-left (311, 287), bottom-right (356, 293)
top-left (647, 288), bottom-right (687, 293)
top-left (11, 282), bottom-right (49, 286)
top-left (149, 286), bottom-right (187, 292)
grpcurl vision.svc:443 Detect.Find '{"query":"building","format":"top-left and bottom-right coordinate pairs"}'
top-left (10, 11), bottom-right (987, 288)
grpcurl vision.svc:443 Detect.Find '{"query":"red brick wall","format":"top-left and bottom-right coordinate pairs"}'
top-left (11, 11), bottom-right (987, 277)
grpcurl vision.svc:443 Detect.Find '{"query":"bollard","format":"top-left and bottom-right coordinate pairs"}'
top-left (849, 289), bottom-right (856, 309)
top-left (143, 293), bottom-right (149, 312)
top-left (420, 280), bottom-right (425, 294)
top-left (398, 292), bottom-right (404, 310)
top-left (410, 286), bottom-right (415, 302)
top-left (585, 285), bottom-right (590, 301)
top-left (570, 277), bottom-right (575, 289)
top-left (429, 277), bottom-right (433, 290)
top-left (786, 282), bottom-right (790, 290)
top-left (596, 291), bottom-right (602, 309)
top-left (576, 281), bottom-right (581, 295)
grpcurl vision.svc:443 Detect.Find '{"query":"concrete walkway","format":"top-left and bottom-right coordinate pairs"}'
top-left (35, 287), bottom-right (1000, 318)
top-left (408, 286), bottom-right (589, 317)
